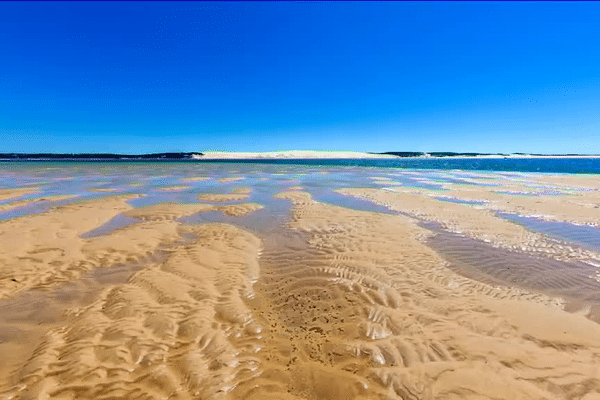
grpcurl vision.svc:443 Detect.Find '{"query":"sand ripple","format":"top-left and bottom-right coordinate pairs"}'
top-left (226, 191), bottom-right (600, 399)
top-left (2, 188), bottom-right (600, 399)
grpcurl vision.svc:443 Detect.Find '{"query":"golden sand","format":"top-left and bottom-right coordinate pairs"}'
top-left (156, 185), bottom-right (192, 192)
top-left (88, 188), bottom-right (121, 193)
top-left (0, 195), bottom-right (80, 212)
top-left (198, 193), bottom-right (249, 202)
top-left (1, 187), bottom-right (600, 399)
top-left (338, 188), bottom-right (600, 264)
top-left (0, 187), bottom-right (40, 201)
top-left (217, 177), bottom-right (245, 183)
top-left (180, 177), bottom-right (211, 182)
top-left (406, 174), bottom-right (600, 227)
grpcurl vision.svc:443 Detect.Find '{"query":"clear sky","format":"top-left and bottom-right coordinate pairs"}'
top-left (1, 2), bottom-right (599, 154)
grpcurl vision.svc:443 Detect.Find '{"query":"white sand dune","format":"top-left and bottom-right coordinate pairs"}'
top-left (196, 150), bottom-right (397, 159)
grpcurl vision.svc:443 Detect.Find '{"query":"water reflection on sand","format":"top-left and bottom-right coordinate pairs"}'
top-left (1, 162), bottom-right (600, 399)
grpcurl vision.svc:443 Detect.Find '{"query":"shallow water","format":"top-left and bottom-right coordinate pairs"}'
top-left (2, 162), bottom-right (600, 398)
top-left (497, 212), bottom-right (600, 252)
top-left (435, 196), bottom-right (488, 206)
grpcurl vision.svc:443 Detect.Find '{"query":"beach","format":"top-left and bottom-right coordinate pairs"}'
top-left (1, 162), bottom-right (600, 399)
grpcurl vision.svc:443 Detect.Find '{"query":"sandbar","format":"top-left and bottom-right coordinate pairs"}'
top-left (2, 176), bottom-right (600, 400)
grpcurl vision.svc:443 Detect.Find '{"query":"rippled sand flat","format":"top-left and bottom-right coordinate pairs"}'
top-left (1, 164), bottom-right (600, 399)
top-left (0, 187), bottom-right (40, 201)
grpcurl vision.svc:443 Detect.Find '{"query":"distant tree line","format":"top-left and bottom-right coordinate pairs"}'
top-left (0, 152), bottom-right (203, 160)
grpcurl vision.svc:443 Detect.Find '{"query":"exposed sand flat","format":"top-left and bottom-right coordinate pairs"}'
top-left (0, 195), bottom-right (80, 212)
top-left (180, 176), bottom-right (211, 182)
top-left (0, 187), bottom-right (40, 201)
top-left (197, 150), bottom-right (397, 159)
top-left (125, 202), bottom-right (215, 221)
top-left (198, 193), bottom-right (250, 202)
top-left (218, 177), bottom-right (245, 183)
top-left (225, 191), bottom-right (600, 399)
top-left (528, 173), bottom-right (600, 189)
top-left (88, 188), bottom-right (121, 192)
top-left (125, 202), bottom-right (264, 220)
top-left (0, 195), bottom-right (140, 300)
top-left (426, 178), bottom-right (600, 226)
top-left (3, 222), bottom-right (263, 400)
top-left (156, 185), bottom-right (192, 192)
top-left (218, 203), bottom-right (263, 216)
top-left (2, 168), bottom-right (600, 400)
top-left (339, 188), bottom-right (600, 264)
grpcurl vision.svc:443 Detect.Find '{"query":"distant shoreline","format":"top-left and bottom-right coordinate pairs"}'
top-left (1, 151), bottom-right (600, 161)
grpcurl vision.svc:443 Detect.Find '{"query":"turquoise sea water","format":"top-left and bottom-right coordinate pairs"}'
top-left (2, 157), bottom-right (600, 173)
top-left (187, 158), bottom-right (600, 174)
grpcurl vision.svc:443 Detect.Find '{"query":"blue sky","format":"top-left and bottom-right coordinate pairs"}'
top-left (1, 2), bottom-right (599, 154)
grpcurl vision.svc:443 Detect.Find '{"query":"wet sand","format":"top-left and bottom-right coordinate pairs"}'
top-left (1, 165), bottom-right (600, 399)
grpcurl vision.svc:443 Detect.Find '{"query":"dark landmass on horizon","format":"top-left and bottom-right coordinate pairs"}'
top-left (0, 153), bottom-right (203, 160)
top-left (0, 152), bottom-right (598, 161)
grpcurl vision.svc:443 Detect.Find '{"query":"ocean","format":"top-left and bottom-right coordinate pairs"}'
top-left (3, 157), bottom-right (599, 174)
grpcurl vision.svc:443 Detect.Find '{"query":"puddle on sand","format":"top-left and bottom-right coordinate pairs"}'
top-left (179, 187), bottom-right (292, 236)
top-left (497, 212), bottom-right (600, 253)
top-left (423, 221), bottom-right (600, 323)
top-left (80, 213), bottom-right (140, 238)
top-left (435, 196), bottom-right (488, 206)
top-left (312, 190), bottom-right (396, 214)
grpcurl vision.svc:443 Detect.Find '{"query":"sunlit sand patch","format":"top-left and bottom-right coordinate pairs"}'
top-left (337, 188), bottom-right (600, 265)
top-left (156, 185), bottom-right (191, 192)
top-left (88, 188), bottom-right (121, 193)
top-left (3, 221), bottom-right (264, 400)
top-left (124, 202), bottom-right (215, 221)
top-left (124, 201), bottom-right (264, 221)
top-left (223, 190), bottom-right (600, 399)
top-left (0, 195), bottom-right (140, 300)
top-left (0, 194), bottom-right (80, 213)
top-left (528, 174), bottom-right (600, 191)
top-left (218, 177), bottom-right (245, 183)
top-left (217, 203), bottom-right (264, 216)
top-left (0, 187), bottom-right (40, 202)
top-left (428, 180), bottom-right (600, 227)
top-left (198, 193), bottom-right (249, 202)
top-left (3, 166), bottom-right (600, 399)
top-left (180, 176), bottom-right (211, 182)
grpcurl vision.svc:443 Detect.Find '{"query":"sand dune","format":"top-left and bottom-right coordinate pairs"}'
top-left (197, 151), bottom-right (397, 159)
